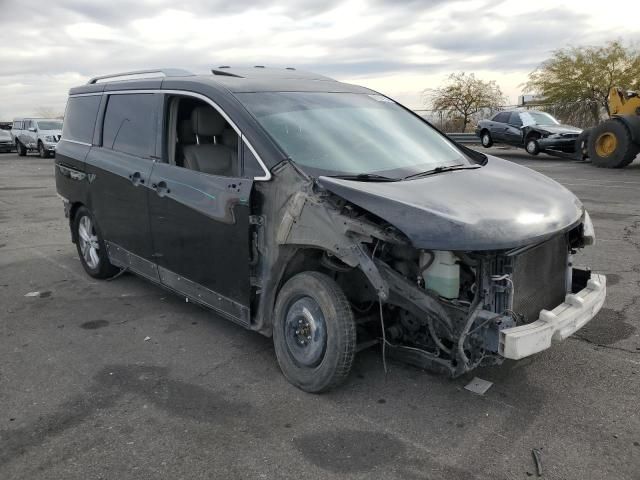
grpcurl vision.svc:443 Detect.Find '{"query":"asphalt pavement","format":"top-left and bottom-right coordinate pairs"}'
top-left (1, 148), bottom-right (639, 479)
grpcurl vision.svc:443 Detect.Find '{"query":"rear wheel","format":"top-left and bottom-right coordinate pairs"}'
top-left (589, 119), bottom-right (639, 168)
top-left (480, 131), bottom-right (493, 148)
top-left (273, 271), bottom-right (356, 393)
top-left (73, 207), bottom-right (119, 278)
top-left (17, 141), bottom-right (26, 156)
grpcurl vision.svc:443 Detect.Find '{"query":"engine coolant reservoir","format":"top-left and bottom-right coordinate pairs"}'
top-left (420, 250), bottom-right (460, 299)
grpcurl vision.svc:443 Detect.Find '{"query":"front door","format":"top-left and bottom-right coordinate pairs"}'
top-left (504, 112), bottom-right (524, 145)
top-left (85, 92), bottom-right (162, 280)
top-left (147, 94), bottom-right (254, 324)
top-left (148, 163), bottom-right (253, 324)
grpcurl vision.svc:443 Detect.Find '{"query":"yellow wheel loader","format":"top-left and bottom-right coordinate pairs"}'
top-left (586, 87), bottom-right (640, 168)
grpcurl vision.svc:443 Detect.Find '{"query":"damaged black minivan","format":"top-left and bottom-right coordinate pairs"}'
top-left (55, 67), bottom-right (606, 392)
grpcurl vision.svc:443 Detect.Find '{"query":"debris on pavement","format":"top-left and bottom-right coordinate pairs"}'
top-left (24, 290), bottom-right (51, 298)
top-left (532, 448), bottom-right (543, 477)
top-left (464, 377), bottom-right (493, 395)
top-left (144, 336), bottom-right (151, 342)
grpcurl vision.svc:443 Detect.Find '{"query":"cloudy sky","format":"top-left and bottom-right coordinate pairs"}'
top-left (1, 0), bottom-right (639, 120)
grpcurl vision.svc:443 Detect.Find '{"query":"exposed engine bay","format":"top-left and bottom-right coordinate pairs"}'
top-left (256, 160), bottom-right (598, 377)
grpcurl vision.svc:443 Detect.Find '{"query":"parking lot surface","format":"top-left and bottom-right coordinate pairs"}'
top-left (1, 148), bottom-right (639, 479)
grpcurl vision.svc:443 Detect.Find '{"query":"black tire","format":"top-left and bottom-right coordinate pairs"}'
top-left (525, 136), bottom-right (540, 156)
top-left (273, 271), bottom-right (356, 393)
top-left (480, 130), bottom-right (493, 148)
top-left (38, 141), bottom-right (48, 158)
top-left (73, 206), bottom-right (119, 279)
top-left (17, 141), bottom-right (26, 156)
top-left (575, 129), bottom-right (591, 160)
top-left (588, 119), bottom-right (640, 168)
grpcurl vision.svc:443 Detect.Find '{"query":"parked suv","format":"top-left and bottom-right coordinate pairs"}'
top-left (55, 68), bottom-right (605, 392)
top-left (476, 110), bottom-right (582, 156)
top-left (11, 117), bottom-right (62, 157)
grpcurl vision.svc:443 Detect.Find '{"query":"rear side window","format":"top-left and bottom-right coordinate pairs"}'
top-left (63, 96), bottom-right (101, 144)
top-left (102, 94), bottom-right (156, 158)
top-left (493, 112), bottom-right (510, 123)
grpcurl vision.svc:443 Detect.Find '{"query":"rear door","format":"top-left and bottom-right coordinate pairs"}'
top-left (490, 112), bottom-right (511, 141)
top-left (84, 92), bottom-right (162, 280)
top-left (147, 94), bottom-right (254, 324)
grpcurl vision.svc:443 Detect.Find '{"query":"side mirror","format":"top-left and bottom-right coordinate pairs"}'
top-left (29, 127), bottom-right (37, 132)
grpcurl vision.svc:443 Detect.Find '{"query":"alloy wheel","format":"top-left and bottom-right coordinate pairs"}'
top-left (78, 216), bottom-right (100, 269)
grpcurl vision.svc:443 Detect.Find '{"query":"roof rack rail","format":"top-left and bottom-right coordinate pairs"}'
top-left (87, 68), bottom-right (195, 84)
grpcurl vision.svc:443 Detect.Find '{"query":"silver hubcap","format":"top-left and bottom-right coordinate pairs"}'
top-left (78, 216), bottom-right (100, 269)
top-left (527, 141), bottom-right (536, 153)
top-left (482, 134), bottom-right (490, 146)
top-left (284, 296), bottom-right (327, 367)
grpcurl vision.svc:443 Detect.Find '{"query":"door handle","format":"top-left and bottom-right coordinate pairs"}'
top-left (129, 171), bottom-right (145, 186)
top-left (152, 180), bottom-right (171, 197)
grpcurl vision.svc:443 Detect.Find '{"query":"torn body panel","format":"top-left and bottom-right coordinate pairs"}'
top-left (248, 160), bottom-right (603, 379)
top-left (250, 160), bottom-right (397, 335)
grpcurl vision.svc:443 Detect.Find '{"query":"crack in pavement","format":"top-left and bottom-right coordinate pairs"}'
top-left (570, 335), bottom-right (640, 355)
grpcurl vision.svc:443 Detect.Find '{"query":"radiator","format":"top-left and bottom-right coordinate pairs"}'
top-left (511, 235), bottom-right (568, 324)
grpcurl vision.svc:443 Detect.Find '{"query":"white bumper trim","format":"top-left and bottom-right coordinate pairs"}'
top-left (499, 274), bottom-right (606, 360)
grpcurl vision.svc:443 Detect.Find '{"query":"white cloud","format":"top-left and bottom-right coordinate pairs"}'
top-left (0, 0), bottom-right (639, 119)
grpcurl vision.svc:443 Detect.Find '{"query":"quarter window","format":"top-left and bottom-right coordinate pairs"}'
top-left (242, 143), bottom-right (264, 178)
top-left (63, 96), bottom-right (101, 144)
top-left (102, 94), bottom-right (157, 158)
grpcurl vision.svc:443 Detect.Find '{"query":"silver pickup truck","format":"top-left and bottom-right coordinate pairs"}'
top-left (11, 118), bottom-right (63, 158)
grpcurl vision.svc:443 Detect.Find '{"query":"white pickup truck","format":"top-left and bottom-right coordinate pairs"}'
top-left (11, 118), bottom-right (63, 158)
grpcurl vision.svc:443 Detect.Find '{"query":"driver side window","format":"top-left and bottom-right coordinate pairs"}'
top-left (167, 96), bottom-right (239, 177)
top-left (508, 112), bottom-right (522, 127)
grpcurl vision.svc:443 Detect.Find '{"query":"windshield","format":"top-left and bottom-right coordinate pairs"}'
top-left (0, 130), bottom-right (11, 139)
top-left (36, 120), bottom-right (63, 130)
top-left (236, 92), bottom-right (471, 178)
top-left (520, 111), bottom-right (559, 126)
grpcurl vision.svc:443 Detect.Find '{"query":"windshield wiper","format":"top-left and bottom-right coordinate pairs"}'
top-left (329, 173), bottom-right (398, 182)
top-left (402, 164), bottom-right (479, 181)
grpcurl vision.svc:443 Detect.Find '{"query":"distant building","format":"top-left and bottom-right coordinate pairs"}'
top-left (518, 94), bottom-right (546, 106)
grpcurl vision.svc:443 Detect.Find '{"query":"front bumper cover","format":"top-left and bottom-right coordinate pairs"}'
top-left (499, 274), bottom-right (606, 360)
top-left (538, 136), bottom-right (577, 151)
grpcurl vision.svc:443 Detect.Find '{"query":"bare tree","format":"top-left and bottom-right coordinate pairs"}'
top-left (425, 72), bottom-right (506, 132)
top-left (34, 106), bottom-right (64, 119)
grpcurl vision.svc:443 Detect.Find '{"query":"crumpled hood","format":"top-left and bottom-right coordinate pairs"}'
top-left (39, 129), bottom-right (62, 136)
top-left (533, 124), bottom-right (582, 135)
top-left (318, 156), bottom-right (584, 250)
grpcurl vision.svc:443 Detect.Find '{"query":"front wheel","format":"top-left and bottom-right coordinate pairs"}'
top-left (273, 271), bottom-right (356, 393)
top-left (73, 207), bottom-right (119, 278)
top-left (38, 142), bottom-right (48, 158)
top-left (525, 137), bottom-right (540, 156)
top-left (589, 119), bottom-right (639, 168)
top-left (575, 129), bottom-right (591, 160)
top-left (17, 141), bottom-right (26, 156)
